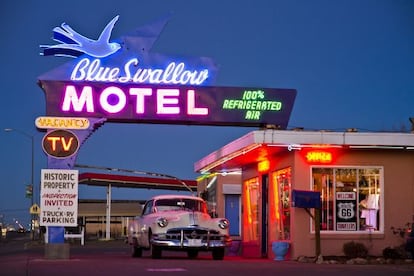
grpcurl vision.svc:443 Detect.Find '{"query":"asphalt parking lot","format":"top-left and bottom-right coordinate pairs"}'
top-left (1, 233), bottom-right (414, 276)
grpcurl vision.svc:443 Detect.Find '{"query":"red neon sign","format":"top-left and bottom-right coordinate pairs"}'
top-left (257, 160), bottom-right (270, 173)
top-left (305, 150), bottom-right (332, 163)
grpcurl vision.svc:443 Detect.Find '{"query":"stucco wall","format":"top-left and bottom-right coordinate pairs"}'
top-left (238, 148), bottom-right (414, 259)
top-left (290, 149), bottom-right (414, 258)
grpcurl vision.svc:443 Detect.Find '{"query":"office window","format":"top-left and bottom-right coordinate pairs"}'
top-left (312, 167), bottom-right (382, 232)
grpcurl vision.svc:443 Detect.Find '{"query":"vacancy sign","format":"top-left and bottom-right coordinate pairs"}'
top-left (40, 169), bottom-right (78, 226)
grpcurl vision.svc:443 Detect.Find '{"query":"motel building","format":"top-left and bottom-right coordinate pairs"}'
top-left (35, 15), bottom-right (413, 260)
top-left (195, 128), bottom-right (414, 260)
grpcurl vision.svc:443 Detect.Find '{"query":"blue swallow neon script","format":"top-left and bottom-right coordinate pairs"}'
top-left (70, 58), bottom-right (209, 85)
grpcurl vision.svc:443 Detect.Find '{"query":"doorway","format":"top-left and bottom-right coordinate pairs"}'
top-left (225, 194), bottom-right (240, 236)
top-left (261, 174), bottom-right (269, 258)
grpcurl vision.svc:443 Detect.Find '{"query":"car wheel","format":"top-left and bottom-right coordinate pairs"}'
top-left (150, 243), bottom-right (162, 259)
top-left (149, 231), bottom-right (162, 259)
top-left (131, 245), bottom-right (142, 258)
top-left (212, 248), bottom-right (225, 260)
top-left (187, 249), bottom-right (199, 259)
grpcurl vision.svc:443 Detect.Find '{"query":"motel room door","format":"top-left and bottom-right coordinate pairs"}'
top-left (225, 194), bottom-right (240, 236)
top-left (261, 174), bottom-right (269, 258)
top-left (242, 175), bottom-right (269, 258)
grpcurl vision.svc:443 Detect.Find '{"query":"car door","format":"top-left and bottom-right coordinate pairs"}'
top-left (137, 200), bottom-right (154, 247)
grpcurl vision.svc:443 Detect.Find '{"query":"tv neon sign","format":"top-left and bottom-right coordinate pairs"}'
top-left (42, 129), bottom-right (80, 158)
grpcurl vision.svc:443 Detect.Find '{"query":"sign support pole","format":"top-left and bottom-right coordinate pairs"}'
top-left (304, 208), bottom-right (321, 257)
top-left (105, 184), bottom-right (111, 240)
top-left (314, 208), bottom-right (321, 257)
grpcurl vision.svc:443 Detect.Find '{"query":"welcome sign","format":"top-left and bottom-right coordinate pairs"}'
top-left (38, 15), bottom-right (296, 128)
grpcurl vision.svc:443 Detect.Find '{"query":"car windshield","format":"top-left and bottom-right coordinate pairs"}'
top-left (155, 198), bottom-right (207, 213)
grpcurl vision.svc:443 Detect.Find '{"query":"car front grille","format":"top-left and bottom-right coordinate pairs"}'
top-left (165, 228), bottom-right (223, 241)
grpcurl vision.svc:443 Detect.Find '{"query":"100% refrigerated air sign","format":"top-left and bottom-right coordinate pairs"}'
top-left (40, 169), bottom-right (78, 226)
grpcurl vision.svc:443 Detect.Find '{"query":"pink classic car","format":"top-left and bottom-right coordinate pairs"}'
top-left (127, 194), bottom-right (232, 260)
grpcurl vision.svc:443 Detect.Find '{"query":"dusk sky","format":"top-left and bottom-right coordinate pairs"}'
top-left (1, 0), bottom-right (413, 228)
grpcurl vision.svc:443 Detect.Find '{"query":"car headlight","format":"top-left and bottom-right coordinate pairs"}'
top-left (218, 219), bottom-right (229, 229)
top-left (156, 217), bottom-right (168, 227)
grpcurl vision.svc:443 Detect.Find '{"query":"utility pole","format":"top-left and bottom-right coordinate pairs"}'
top-left (4, 128), bottom-right (36, 240)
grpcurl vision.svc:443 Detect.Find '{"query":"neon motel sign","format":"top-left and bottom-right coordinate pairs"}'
top-left (62, 85), bottom-right (208, 115)
top-left (38, 15), bottom-right (297, 128)
top-left (40, 81), bottom-right (296, 127)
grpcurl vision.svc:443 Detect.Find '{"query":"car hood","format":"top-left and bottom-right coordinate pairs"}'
top-left (159, 210), bottom-right (211, 226)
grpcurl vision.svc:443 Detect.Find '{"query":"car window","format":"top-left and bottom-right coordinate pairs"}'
top-left (142, 200), bottom-right (154, 216)
top-left (154, 198), bottom-right (207, 213)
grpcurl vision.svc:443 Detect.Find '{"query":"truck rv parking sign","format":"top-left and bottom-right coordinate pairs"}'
top-left (40, 169), bottom-right (78, 227)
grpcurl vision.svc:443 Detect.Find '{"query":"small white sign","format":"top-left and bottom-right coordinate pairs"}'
top-left (336, 192), bottom-right (356, 200)
top-left (336, 222), bottom-right (357, 231)
top-left (40, 169), bottom-right (78, 226)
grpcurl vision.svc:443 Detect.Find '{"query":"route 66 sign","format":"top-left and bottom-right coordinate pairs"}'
top-left (335, 192), bottom-right (357, 231)
top-left (337, 202), bottom-right (355, 219)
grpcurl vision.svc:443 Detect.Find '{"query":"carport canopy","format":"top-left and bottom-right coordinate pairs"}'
top-left (78, 172), bottom-right (198, 191)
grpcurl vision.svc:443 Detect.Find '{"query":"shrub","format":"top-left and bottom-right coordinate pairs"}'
top-left (383, 245), bottom-right (409, 260)
top-left (342, 241), bottom-right (368, 258)
top-left (383, 247), bottom-right (401, 259)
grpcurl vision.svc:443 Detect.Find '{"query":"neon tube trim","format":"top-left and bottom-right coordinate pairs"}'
top-left (40, 15), bottom-right (121, 58)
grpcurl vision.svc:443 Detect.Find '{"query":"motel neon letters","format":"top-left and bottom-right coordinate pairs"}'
top-left (41, 80), bottom-right (297, 127)
top-left (62, 85), bottom-right (208, 116)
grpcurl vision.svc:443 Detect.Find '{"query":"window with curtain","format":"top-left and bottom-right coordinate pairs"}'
top-left (243, 177), bottom-right (259, 241)
top-left (271, 168), bottom-right (291, 240)
top-left (312, 167), bottom-right (382, 232)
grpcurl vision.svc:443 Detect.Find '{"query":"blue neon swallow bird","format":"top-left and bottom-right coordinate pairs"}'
top-left (41, 15), bottom-right (121, 58)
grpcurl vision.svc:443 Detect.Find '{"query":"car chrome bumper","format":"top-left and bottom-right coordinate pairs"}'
top-left (151, 234), bottom-right (232, 248)
top-left (152, 239), bottom-right (232, 248)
